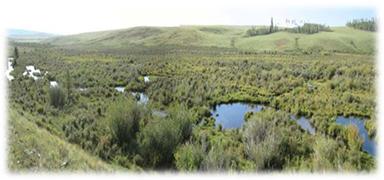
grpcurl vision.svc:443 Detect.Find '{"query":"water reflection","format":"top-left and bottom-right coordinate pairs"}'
top-left (336, 116), bottom-right (376, 156)
top-left (290, 115), bottom-right (316, 135)
top-left (211, 103), bottom-right (265, 129)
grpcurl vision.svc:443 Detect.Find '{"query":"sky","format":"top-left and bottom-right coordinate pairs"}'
top-left (0, 0), bottom-right (377, 35)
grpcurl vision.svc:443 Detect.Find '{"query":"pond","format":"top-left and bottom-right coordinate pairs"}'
top-left (6, 58), bottom-right (14, 81)
top-left (114, 87), bottom-right (165, 116)
top-left (211, 103), bottom-right (316, 135)
top-left (336, 116), bottom-right (376, 156)
top-left (211, 103), bottom-right (265, 129)
top-left (290, 115), bottom-right (316, 135)
top-left (77, 87), bottom-right (88, 91)
top-left (144, 76), bottom-right (150, 83)
top-left (153, 110), bottom-right (167, 117)
top-left (131, 92), bottom-right (149, 104)
top-left (50, 81), bottom-right (58, 87)
top-left (115, 86), bottom-right (125, 92)
top-left (23, 65), bottom-right (43, 80)
top-left (114, 87), bottom-right (149, 104)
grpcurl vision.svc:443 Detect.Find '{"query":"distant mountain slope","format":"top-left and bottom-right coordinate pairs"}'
top-left (8, 29), bottom-right (56, 42)
top-left (8, 109), bottom-right (121, 172)
top-left (45, 25), bottom-right (375, 54)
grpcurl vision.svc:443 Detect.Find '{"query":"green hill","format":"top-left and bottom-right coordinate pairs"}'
top-left (46, 25), bottom-right (375, 54)
top-left (8, 109), bottom-right (122, 172)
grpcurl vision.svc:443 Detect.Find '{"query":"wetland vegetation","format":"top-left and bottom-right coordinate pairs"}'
top-left (7, 19), bottom-right (376, 172)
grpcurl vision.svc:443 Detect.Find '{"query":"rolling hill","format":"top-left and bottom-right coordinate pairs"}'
top-left (45, 25), bottom-right (376, 54)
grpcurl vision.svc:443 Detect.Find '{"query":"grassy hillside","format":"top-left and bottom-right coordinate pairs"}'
top-left (46, 26), bottom-right (375, 54)
top-left (8, 108), bottom-right (122, 172)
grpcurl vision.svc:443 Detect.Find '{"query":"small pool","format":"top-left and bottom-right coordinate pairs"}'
top-left (153, 110), bottom-right (167, 117)
top-left (6, 58), bottom-right (15, 81)
top-left (144, 76), bottom-right (150, 83)
top-left (336, 116), bottom-right (376, 156)
top-left (115, 86), bottom-right (125, 92)
top-left (50, 81), bottom-right (58, 87)
top-left (211, 102), bottom-right (316, 135)
top-left (290, 115), bottom-right (316, 135)
top-left (131, 92), bottom-right (149, 104)
top-left (211, 103), bottom-right (265, 129)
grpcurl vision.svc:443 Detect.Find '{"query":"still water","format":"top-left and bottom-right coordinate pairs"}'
top-left (211, 103), bottom-right (315, 135)
top-left (336, 116), bottom-right (376, 156)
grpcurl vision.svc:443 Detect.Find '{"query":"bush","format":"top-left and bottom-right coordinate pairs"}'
top-left (107, 98), bottom-right (144, 150)
top-left (242, 110), bottom-right (296, 170)
top-left (365, 119), bottom-right (376, 139)
top-left (344, 125), bottom-right (363, 151)
top-left (200, 142), bottom-right (236, 171)
top-left (139, 104), bottom-right (194, 168)
top-left (174, 142), bottom-right (204, 171)
top-left (312, 137), bottom-right (340, 171)
top-left (246, 26), bottom-right (277, 36)
top-left (243, 118), bottom-right (283, 170)
top-left (37, 105), bottom-right (45, 114)
top-left (49, 86), bottom-right (67, 108)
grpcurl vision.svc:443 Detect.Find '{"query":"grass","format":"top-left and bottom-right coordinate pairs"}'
top-left (7, 108), bottom-right (122, 172)
top-left (46, 26), bottom-right (375, 54)
top-left (236, 27), bottom-right (375, 53)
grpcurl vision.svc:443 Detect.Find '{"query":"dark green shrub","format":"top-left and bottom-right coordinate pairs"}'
top-left (139, 105), bottom-right (194, 168)
top-left (49, 86), bottom-right (66, 108)
top-left (107, 98), bottom-right (144, 149)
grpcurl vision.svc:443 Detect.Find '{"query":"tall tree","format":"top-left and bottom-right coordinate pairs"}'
top-left (346, 18), bottom-right (376, 32)
top-left (13, 47), bottom-right (19, 66)
top-left (270, 17), bottom-right (274, 33)
top-left (65, 69), bottom-right (72, 103)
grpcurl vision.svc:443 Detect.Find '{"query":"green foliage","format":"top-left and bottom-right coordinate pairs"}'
top-left (243, 115), bottom-right (282, 169)
top-left (174, 142), bottom-right (204, 171)
top-left (63, 110), bottom-right (102, 153)
top-left (13, 46), bottom-right (19, 66)
top-left (347, 18), bottom-right (376, 32)
top-left (246, 22), bottom-right (330, 37)
top-left (7, 26), bottom-right (376, 172)
top-left (311, 136), bottom-right (374, 171)
top-left (246, 18), bottom-right (278, 37)
top-left (49, 86), bottom-right (67, 109)
top-left (106, 98), bottom-right (144, 150)
top-left (365, 118), bottom-right (376, 139)
top-left (246, 26), bottom-right (278, 37)
top-left (242, 110), bottom-right (309, 170)
top-left (200, 142), bottom-right (238, 171)
top-left (287, 23), bottom-right (332, 34)
top-left (8, 109), bottom-right (118, 171)
top-left (139, 104), bottom-right (194, 168)
top-left (64, 69), bottom-right (73, 103)
top-left (344, 125), bottom-right (363, 151)
top-left (312, 136), bottom-right (341, 171)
